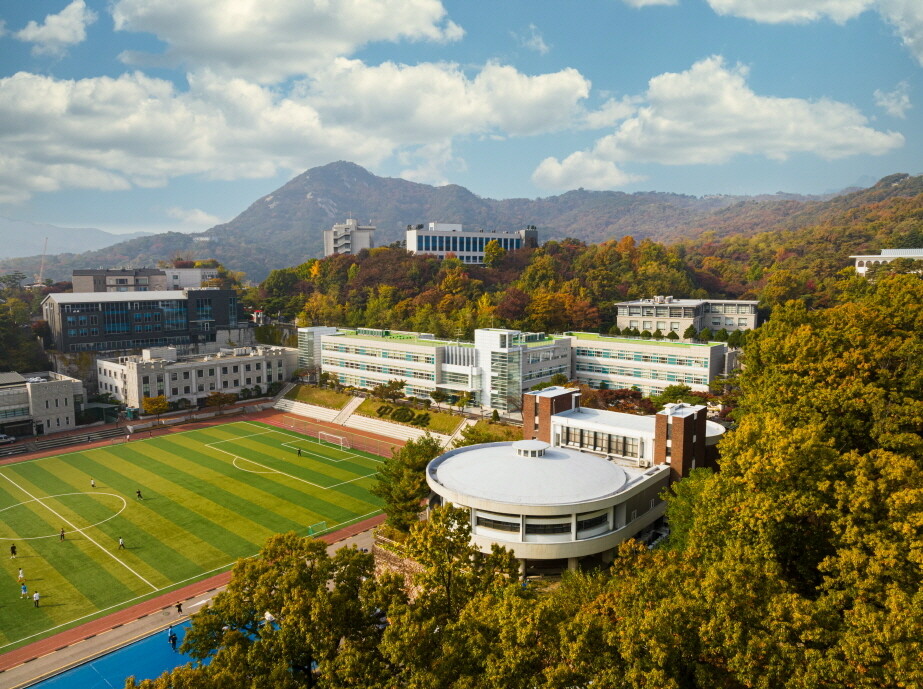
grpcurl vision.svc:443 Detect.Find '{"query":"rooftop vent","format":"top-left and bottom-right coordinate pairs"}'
top-left (513, 439), bottom-right (549, 458)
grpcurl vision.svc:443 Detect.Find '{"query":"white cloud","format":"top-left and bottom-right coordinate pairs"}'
top-left (14, 0), bottom-right (97, 56)
top-left (582, 96), bottom-right (641, 129)
top-left (165, 207), bottom-right (223, 228)
top-left (112, 0), bottom-right (464, 83)
top-left (307, 59), bottom-right (590, 141)
top-left (512, 24), bottom-right (550, 54)
top-left (701, 0), bottom-right (923, 65)
top-left (877, 0), bottom-right (923, 66)
top-left (705, 0), bottom-right (873, 24)
top-left (532, 152), bottom-right (642, 190)
top-left (0, 55), bottom-right (592, 203)
top-left (0, 70), bottom-right (392, 203)
top-left (622, 0), bottom-right (679, 7)
top-left (533, 56), bottom-right (903, 190)
top-left (874, 81), bottom-right (912, 117)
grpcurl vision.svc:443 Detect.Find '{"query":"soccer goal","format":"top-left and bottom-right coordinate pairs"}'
top-left (283, 415), bottom-right (310, 434)
top-left (307, 521), bottom-right (328, 536)
top-left (318, 431), bottom-right (350, 450)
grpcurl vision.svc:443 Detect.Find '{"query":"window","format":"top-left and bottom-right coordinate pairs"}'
top-left (171, 372), bottom-right (178, 381)
top-left (245, 364), bottom-right (251, 372)
top-left (208, 368), bottom-right (215, 376)
top-left (222, 366), bottom-right (228, 374)
top-left (232, 365), bottom-right (239, 373)
top-left (197, 369), bottom-right (204, 378)
top-left (142, 375), bottom-right (150, 384)
top-left (172, 388), bottom-right (178, 395)
top-left (577, 514), bottom-right (608, 531)
top-left (197, 384), bottom-right (204, 392)
top-left (476, 516), bottom-right (519, 532)
top-left (183, 371), bottom-right (190, 380)
top-left (245, 377), bottom-right (252, 385)
top-left (525, 522), bottom-right (571, 535)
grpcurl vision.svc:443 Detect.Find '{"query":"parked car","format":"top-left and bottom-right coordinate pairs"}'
top-left (0, 434), bottom-right (17, 445)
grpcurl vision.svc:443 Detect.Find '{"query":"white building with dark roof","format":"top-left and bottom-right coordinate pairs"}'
top-left (614, 296), bottom-right (758, 335)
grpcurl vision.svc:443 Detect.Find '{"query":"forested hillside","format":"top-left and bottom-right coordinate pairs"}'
top-left (247, 187), bottom-right (923, 338)
top-left (132, 273), bottom-right (923, 689)
top-left (3, 163), bottom-right (919, 283)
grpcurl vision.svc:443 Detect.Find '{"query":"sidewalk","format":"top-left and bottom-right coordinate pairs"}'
top-left (0, 514), bottom-right (386, 689)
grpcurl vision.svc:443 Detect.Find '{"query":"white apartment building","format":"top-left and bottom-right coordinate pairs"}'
top-left (850, 248), bottom-right (923, 275)
top-left (0, 371), bottom-right (85, 437)
top-left (97, 345), bottom-right (297, 409)
top-left (406, 222), bottom-right (538, 264)
top-left (615, 296), bottom-right (758, 335)
top-left (323, 218), bottom-right (376, 257)
top-left (299, 326), bottom-right (730, 411)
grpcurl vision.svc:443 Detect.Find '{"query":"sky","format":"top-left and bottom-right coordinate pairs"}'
top-left (0, 0), bottom-right (920, 235)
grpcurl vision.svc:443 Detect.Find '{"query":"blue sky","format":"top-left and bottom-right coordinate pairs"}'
top-left (0, 0), bottom-right (920, 235)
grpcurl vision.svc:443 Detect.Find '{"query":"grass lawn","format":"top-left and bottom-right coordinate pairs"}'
top-left (0, 421), bottom-right (383, 651)
top-left (285, 384), bottom-right (352, 409)
top-left (469, 421), bottom-right (523, 441)
top-left (355, 398), bottom-right (463, 435)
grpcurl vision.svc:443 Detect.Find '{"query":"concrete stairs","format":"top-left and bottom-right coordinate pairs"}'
top-left (272, 398), bottom-right (339, 422)
top-left (332, 396), bottom-right (364, 425)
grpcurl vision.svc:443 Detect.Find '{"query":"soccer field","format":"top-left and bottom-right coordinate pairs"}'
top-left (0, 421), bottom-right (384, 651)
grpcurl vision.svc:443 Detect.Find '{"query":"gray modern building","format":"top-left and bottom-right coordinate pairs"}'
top-left (614, 296), bottom-right (758, 335)
top-left (72, 268), bottom-right (169, 293)
top-left (850, 248), bottom-right (923, 275)
top-left (42, 288), bottom-right (242, 354)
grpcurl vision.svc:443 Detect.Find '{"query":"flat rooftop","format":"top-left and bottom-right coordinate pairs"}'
top-left (334, 331), bottom-right (474, 348)
top-left (555, 406), bottom-right (656, 435)
top-left (561, 332), bottom-right (722, 348)
top-left (616, 297), bottom-right (758, 306)
top-left (45, 290), bottom-right (191, 303)
top-left (851, 248), bottom-right (923, 258)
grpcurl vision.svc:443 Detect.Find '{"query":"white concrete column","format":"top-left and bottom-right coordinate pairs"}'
top-left (519, 559), bottom-right (526, 577)
top-left (567, 557), bottom-right (578, 571)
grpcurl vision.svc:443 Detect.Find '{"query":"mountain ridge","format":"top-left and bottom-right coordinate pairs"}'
top-left (1, 163), bottom-right (920, 283)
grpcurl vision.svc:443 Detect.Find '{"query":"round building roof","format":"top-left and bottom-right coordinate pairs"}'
top-left (428, 441), bottom-right (631, 507)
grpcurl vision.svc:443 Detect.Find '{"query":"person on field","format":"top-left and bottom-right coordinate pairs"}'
top-left (33, 591), bottom-right (40, 607)
top-left (9, 544), bottom-right (16, 559)
top-left (118, 536), bottom-right (125, 550)
top-left (20, 583), bottom-right (27, 599)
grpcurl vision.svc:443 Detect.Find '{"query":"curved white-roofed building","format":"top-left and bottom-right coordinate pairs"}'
top-left (426, 439), bottom-right (670, 572)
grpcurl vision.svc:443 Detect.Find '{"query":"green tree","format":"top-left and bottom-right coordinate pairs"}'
top-left (683, 324), bottom-right (698, 339)
top-left (371, 378), bottom-right (405, 403)
top-left (205, 391), bottom-right (238, 413)
top-left (370, 434), bottom-right (443, 533)
top-left (483, 239), bottom-right (506, 268)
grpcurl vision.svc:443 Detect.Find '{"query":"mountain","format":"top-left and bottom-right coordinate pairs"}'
top-left (1, 163), bottom-right (920, 283)
top-left (0, 217), bottom-right (153, 261)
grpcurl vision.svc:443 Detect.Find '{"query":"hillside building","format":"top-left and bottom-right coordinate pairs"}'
top-left (72, 268), bottom-right (168, 293)
top-left (42, 289), bottom-right (243, 354)
top-left (614, 296), bottom-right (758, 335)
top-left (323, 218), bottom-right (376, 257)
top-left (298, 326), bottom-right (732, 411)
top-left (0, 371), bottom-right (85, 437)
top-left (850, 248), bottom-right (923, 275)
top-left (72, 267), bottom-right (220, 293)
top-left (406, 222), bottom-right (538, 264)
top-left (97, 345), bottom-right (297, 409)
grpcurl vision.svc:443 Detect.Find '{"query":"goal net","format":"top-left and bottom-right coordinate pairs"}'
top-left (307, 521), bottom-right (328, 536)
top-left (282, 415), bottom-right (310, 433)
top-left (318, 431), bottom-right (350, 450)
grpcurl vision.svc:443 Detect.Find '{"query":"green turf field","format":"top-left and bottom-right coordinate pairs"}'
top-left (0, 421), bottom-right (384, 651)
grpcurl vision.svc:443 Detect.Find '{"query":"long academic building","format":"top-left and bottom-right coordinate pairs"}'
top-left (406, 222), bottom-right (538, 264)
top-left (298, 326), bottom-right (734, 411)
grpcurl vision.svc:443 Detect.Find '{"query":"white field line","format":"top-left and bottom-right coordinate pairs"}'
top-left (205, 429), bottom-right (275, 445)
top-left (239, 420), bottom-right (384, 465)
top-left (211, 443), bottom-right (377, 490)
top-left (0, 508), bottom-right (383, 651)
top-left (0, 472), bottom-right (158, 592)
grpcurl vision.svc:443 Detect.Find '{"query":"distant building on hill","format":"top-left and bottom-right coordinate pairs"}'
top-left (406, 222), bottom-right (538, 264)
top-left (73, 268), bottom-right (168, 293)
top-left (323, 218), bottom-right (375, 257)
top-left (614, 296), bottom-right (758, 335)
top-left (850, 248), bottom-right (923, 276)
top-left (72, 267), bottom-right (220, 293)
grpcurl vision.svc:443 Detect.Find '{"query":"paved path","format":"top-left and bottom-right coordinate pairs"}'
top-left (0, 514), bottom-right (385, 689)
